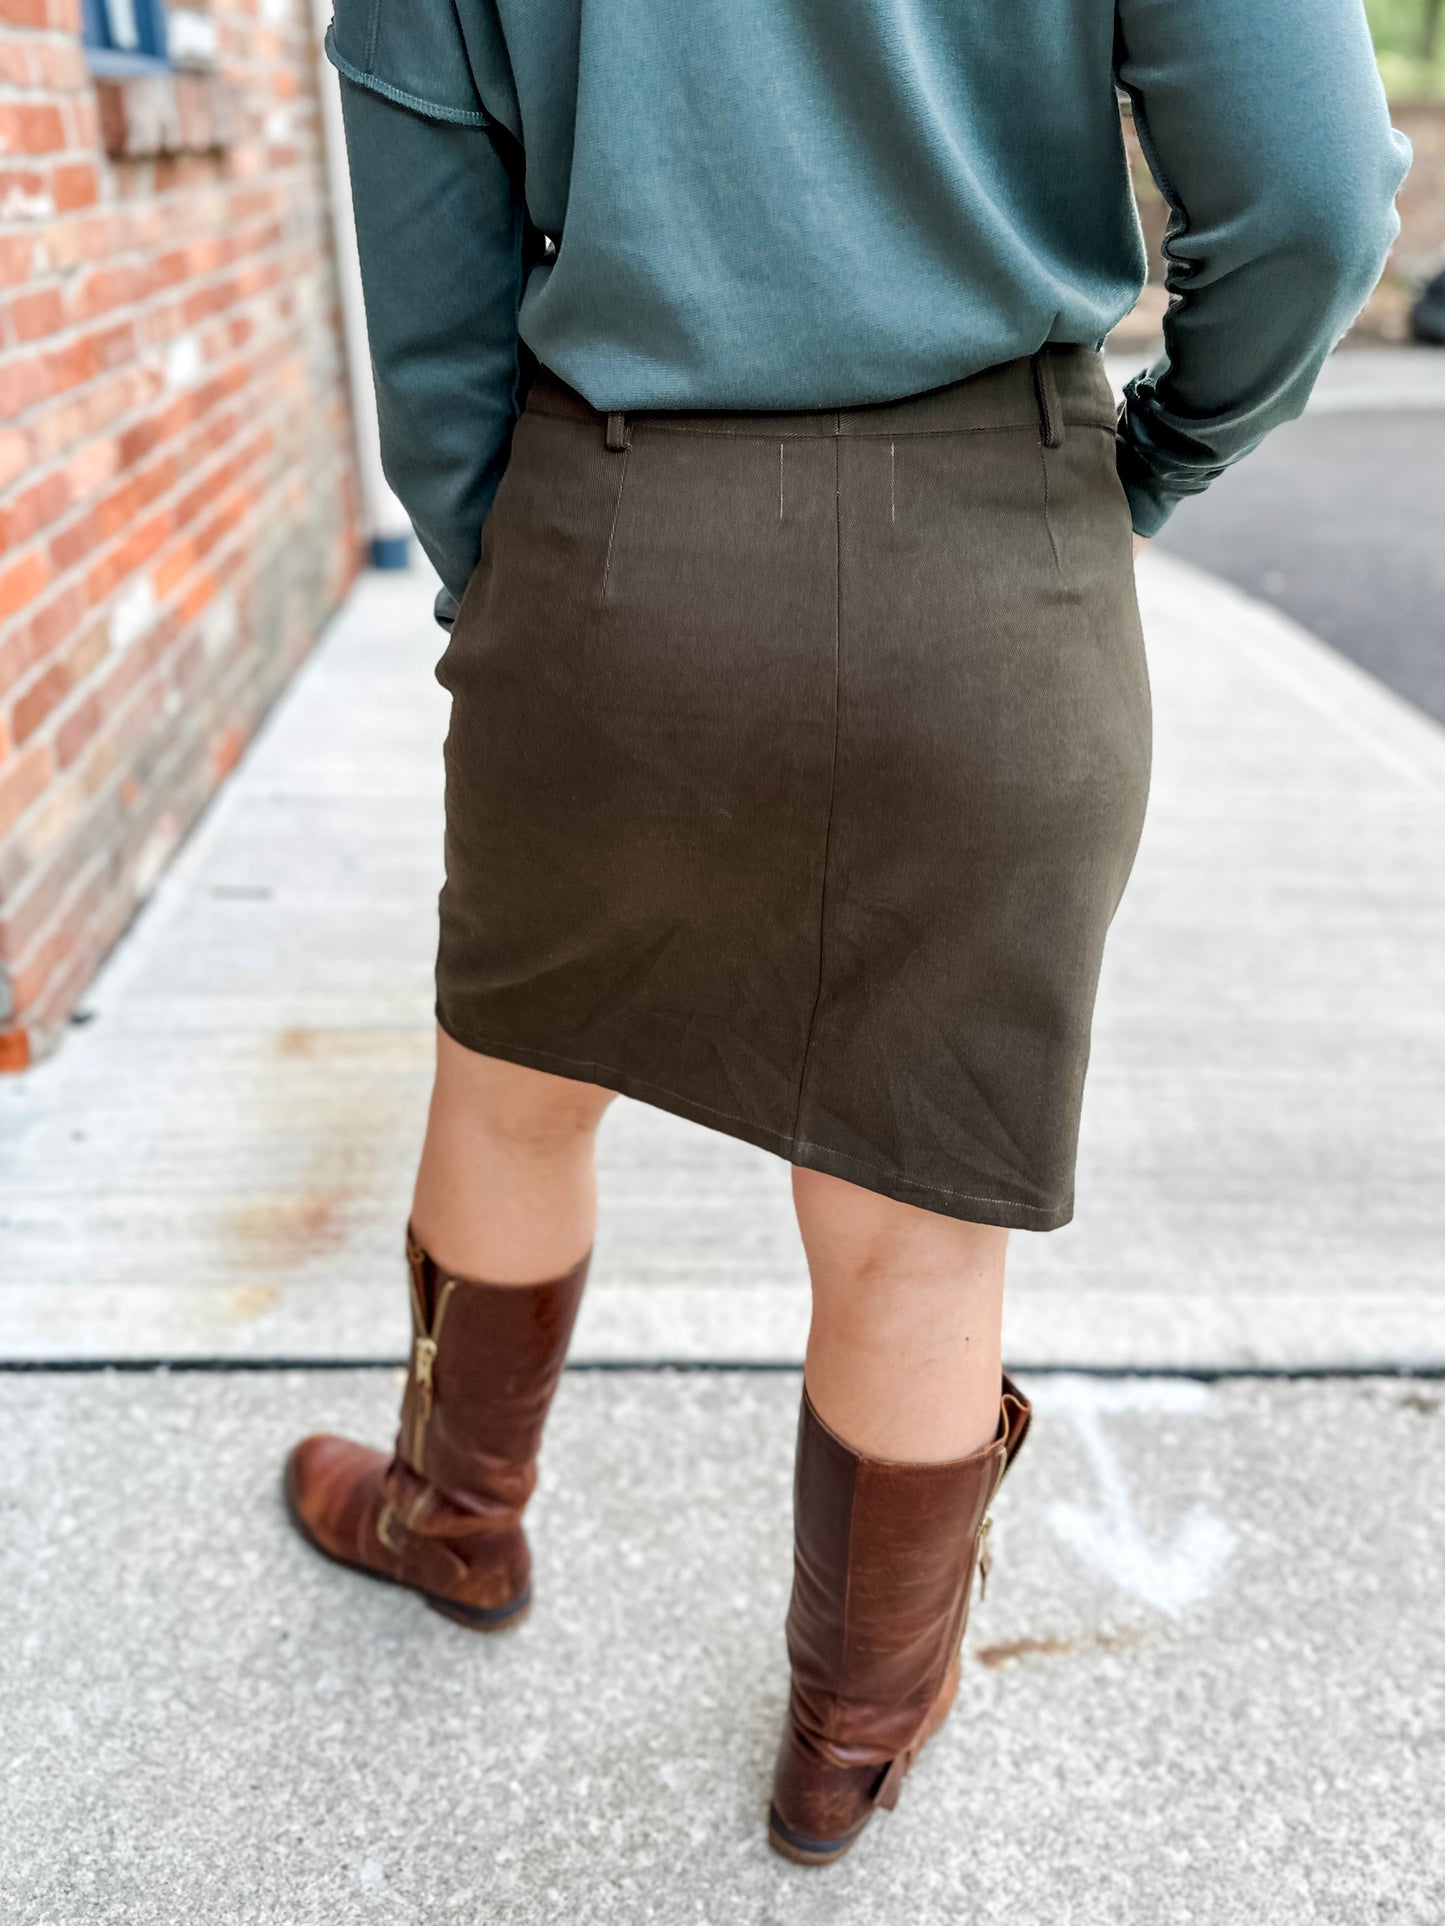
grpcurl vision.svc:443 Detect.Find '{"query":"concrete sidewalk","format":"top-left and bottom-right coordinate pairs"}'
top-left (3, 1369), bottom-right (1441, 1923)
top-left (2, 545), bottom-right (1443, 1922)
top-left (2, 551), bottom-right (1442, 1368)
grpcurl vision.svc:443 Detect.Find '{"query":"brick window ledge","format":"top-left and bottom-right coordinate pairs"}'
top-left (94, 65), bottom-right (238, 159)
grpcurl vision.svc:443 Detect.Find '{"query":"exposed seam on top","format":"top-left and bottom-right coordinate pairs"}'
top-left (324, 28), bottom-right (491, 127)
top-left (789, 437), bottom-right (845, 1147)
top-left (362, 0), bottom-right (380, 76)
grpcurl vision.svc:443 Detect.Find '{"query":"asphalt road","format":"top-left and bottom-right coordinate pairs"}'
top-left (1155, 406), bottom-right (1445, 722)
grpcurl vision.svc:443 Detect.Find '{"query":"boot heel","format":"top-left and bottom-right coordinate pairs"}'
top-left (766, 1803), bottom-right (871, 1867)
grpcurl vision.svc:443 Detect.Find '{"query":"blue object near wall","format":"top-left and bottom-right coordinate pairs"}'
top-left (369, 534), bottom-right (413, 571)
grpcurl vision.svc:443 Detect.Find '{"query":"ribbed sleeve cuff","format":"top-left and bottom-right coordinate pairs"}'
top-left (1119, 475), bottom-right (1181, 539)
top-left (1115, 429), bottom-right (1188, 539)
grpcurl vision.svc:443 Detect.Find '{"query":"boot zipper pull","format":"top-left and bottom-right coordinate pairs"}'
top-left (976, 1512), bottom-right (994, 1602)
top-left (413, 1334), bottom-right (437, 1425)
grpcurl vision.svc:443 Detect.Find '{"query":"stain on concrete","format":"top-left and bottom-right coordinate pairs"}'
top-left (275, 1028), bottom-right (320, 1058)
top-left (973, 1627), bottom-right (1143, 1671)
top-left (219, 1190), bottom-right (351, 1272)
top-left (208, 1027), bottom-right (370, 1273)
top-left (229, 1284), bottom-right (281, 1322)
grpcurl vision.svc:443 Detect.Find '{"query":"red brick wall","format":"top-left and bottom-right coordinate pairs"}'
top-left (0, 0), bottom-right (362, 1068)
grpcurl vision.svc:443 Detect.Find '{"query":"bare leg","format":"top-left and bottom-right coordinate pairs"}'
top-left (410, 1025), bottom-right (616, 1282)
top-left (791, 1166), bottom-right (1009, 1461)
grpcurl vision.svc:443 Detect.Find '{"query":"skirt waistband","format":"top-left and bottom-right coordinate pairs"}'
top-left (523, 343), bottom-right (1118, 450)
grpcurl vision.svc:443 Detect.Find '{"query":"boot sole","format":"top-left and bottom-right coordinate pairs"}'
top-left (766, 1806), bottom-right (871, 1866)
top-left (282, 1472), bottom-right (532, 1633)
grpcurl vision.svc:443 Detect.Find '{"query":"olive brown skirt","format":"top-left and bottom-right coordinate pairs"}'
top-left (434, 344), bottom-right (1152, 1232)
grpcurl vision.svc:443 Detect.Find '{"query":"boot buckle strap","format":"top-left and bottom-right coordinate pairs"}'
top-left (376, 1500), bottom-right (408, 1554)
top-left (872, 1749), bottom-right (910, 1813)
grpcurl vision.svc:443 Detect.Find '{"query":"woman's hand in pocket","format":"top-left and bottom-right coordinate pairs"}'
top-left (1132, 534), bottom-right (1149, 559)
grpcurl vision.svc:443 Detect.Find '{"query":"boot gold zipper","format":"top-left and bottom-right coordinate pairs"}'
top-left (976, 1512), bottom-right (995, 1602)
top-left (410, 1340), bottom-right (439, 1456)
top-left (407, 1279), bottom-right (456, 1469)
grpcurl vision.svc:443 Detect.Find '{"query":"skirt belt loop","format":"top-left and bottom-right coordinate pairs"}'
top-left (1031, 348), bottom-right (1064, 449)
top-left (605, 410), bottom-right (632, 452)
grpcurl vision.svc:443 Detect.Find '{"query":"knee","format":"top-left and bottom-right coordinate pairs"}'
top-left (792, 1164), bottom-right (1008, 1297)
top-left (435, 1030), bottom-right (615, 1151)
top-left (792, 1167), bottom-right (921, 1267)
top-left (486, 1086), bottom-right (615, 1153)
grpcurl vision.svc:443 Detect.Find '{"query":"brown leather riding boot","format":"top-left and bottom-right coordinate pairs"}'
top-left (768, 1373), bottom-right (1032, 1864)
top-left (284, 1223), bottom-right (590, 1631)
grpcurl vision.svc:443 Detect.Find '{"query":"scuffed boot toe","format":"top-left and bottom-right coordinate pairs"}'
top-left (283, 1433), bottom-right (392, 1572)
top-left (282, 1432), bottom-right (532, 1631)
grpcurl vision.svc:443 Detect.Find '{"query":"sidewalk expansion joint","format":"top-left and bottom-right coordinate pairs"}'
top-left (2, 1358), bottom-right (1443, 1380)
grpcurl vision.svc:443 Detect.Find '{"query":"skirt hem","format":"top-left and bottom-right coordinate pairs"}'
top-left (434, 1006), bottom-right (1075, 1235)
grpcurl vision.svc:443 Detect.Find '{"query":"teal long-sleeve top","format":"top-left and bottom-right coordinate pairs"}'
top-left (325, 0), bottom-right (1410, 628)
